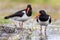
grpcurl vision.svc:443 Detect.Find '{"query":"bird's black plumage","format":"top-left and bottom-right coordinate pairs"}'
top-left (39, 15), bottom-right (49, 21)
top-left (4, 10), bottom-right (25, 19)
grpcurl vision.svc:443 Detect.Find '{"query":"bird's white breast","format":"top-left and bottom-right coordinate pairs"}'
top-left (38, 16), bottom-right (50, 26)
top-left (12, 11), bottom-right (30, 21)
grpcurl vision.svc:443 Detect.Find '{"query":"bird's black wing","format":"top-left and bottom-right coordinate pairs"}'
top-left (4, 10), bottom-right (25, 19)
top-left (49, 16), bottom-right (51, 23)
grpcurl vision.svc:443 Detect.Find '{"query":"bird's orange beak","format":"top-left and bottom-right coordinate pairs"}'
top-left (35, 13), bottom-right (41, 18)
top-left (27, 8), bottom-right (30, 13)
top-left (37, 13), bottom-right (41, 16)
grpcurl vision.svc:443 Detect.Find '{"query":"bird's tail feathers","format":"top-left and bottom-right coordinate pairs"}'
top-left (4, 16), bottom-right (9, 19)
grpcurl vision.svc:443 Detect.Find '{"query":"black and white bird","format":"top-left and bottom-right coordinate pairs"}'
top-left (4, 4), bottom-right (32, 29)
top-left (36, 10), bottom-right (51, 35)
top-left (36, 10), bottom-right (51, 26)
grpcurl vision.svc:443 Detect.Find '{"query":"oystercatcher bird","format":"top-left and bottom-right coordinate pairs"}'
top-left (4, 4), bottom-right (32, 29)
top-left (36, 10), bottom-right (51, 36)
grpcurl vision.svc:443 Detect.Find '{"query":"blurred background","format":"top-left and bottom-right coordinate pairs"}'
top-left (0, 0), bottom-right (60, 24)
top-left (0, 0), bottom-right (60, 40)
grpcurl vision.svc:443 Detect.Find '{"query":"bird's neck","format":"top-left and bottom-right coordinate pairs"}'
top-left (26, 9), bottom-right (32, 17)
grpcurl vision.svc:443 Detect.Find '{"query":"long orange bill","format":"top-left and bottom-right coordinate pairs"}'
top-left (35, 13), bottom-right (41, 18)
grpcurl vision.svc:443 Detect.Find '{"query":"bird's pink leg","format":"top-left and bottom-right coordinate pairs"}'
top-left (39, 25), bottom-right (43, 40)
top-left (45, 26), bottom-right (47, 36)
top-left (21, 21), bottom-right (23, 28)
top-left (40, 26), bottom-right (42, 35)
top-left (19, 21), bottom-right (23, 29)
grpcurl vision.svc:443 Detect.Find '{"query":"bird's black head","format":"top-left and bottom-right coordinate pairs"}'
top-left (39, 10), bottom-right (46, 15)
top-left (27, 4), bottom-right (32, 10)
top-left (26, 4), bottom-right (32, 16)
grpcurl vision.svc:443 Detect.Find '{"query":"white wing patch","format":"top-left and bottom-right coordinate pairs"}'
top-left (22, 11), bottom-right (26, 14)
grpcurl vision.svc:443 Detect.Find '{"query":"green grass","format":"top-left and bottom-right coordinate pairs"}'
top-left (0, 18), bottom-right (8, 24)
top-left (0, 13), bottom-right (12, 24)
top-left (0, 17), bottom-right (13, 24)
